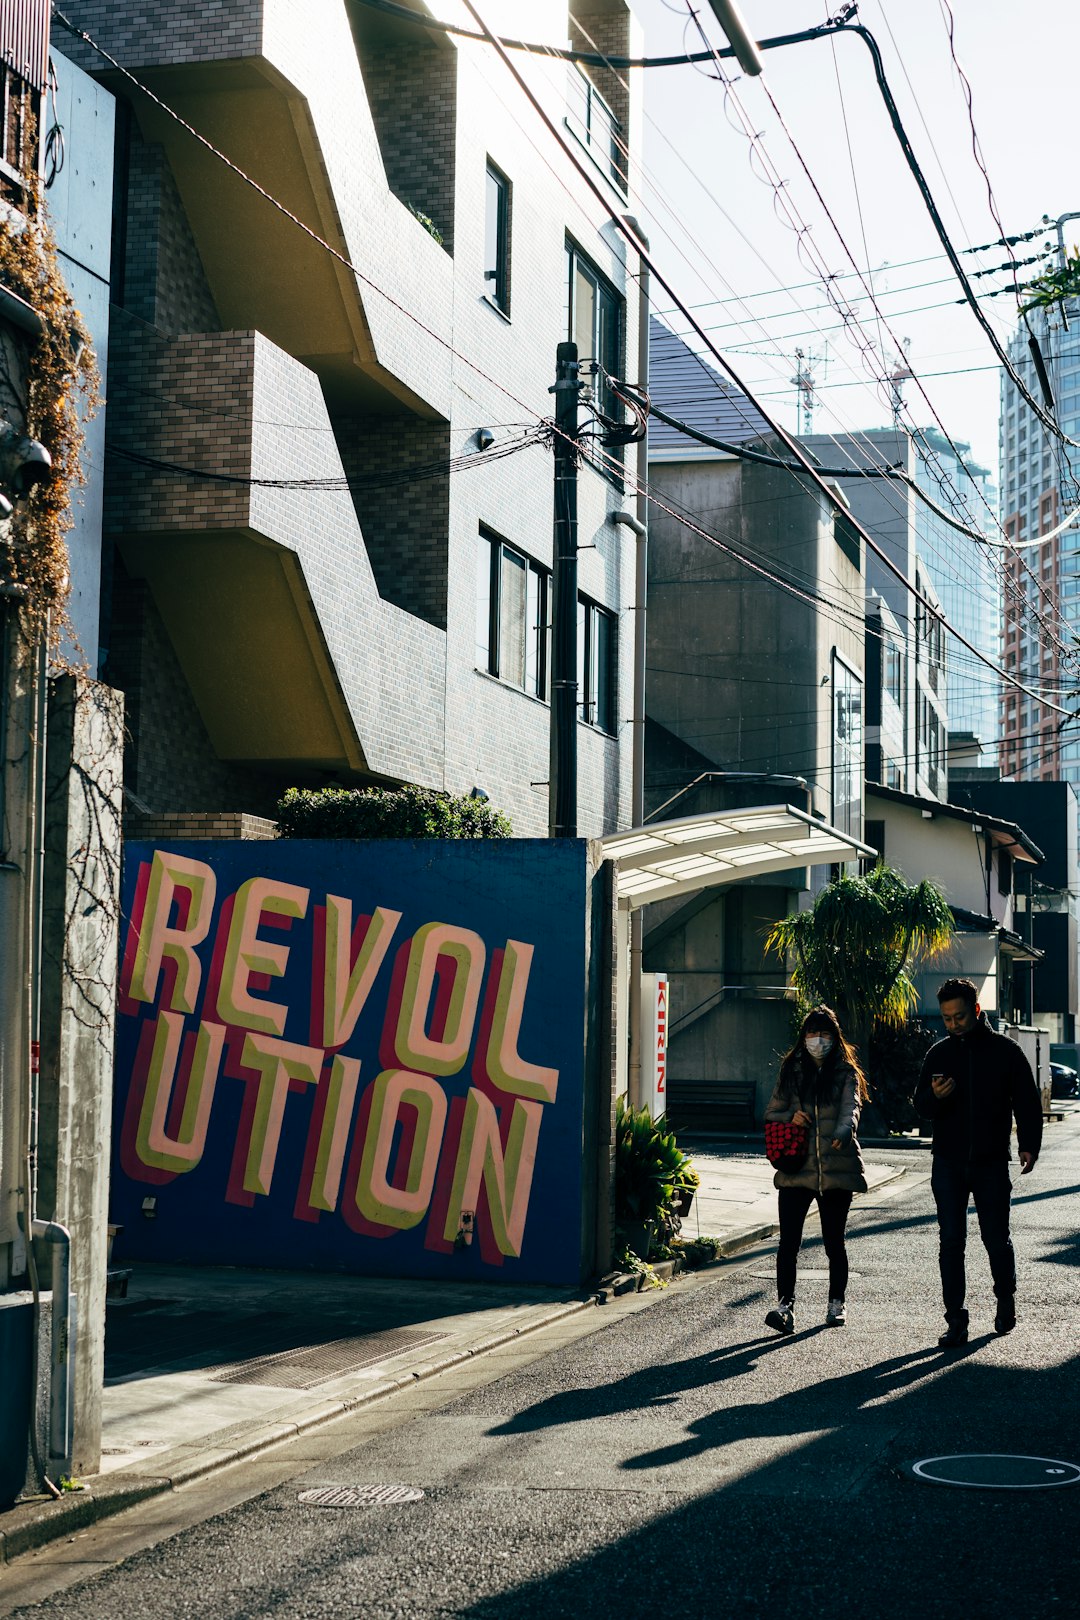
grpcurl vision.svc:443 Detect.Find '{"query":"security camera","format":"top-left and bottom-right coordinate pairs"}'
top-left (0, 425), bottom-right (52, 498)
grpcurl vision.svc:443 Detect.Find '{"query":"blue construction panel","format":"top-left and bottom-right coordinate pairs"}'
top-left (110, 840), bottom-right (593, 1285)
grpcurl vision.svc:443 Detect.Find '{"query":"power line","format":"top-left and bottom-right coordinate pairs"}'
top-left (658, 8), bottom-right (1076, 670)
top-left (59, 5), bottom-right (1072, 721)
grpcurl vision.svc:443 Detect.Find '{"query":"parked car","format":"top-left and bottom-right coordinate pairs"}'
top-left (1050, 1062), bottom-right (1078, 1099)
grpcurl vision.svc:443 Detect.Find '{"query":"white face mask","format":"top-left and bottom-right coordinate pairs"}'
top-left (805, 1034), bottom-right (834, 1060)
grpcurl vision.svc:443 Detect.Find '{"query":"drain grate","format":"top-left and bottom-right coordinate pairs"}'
top-left (209, 1327), bottom-right (448, 1388)
top-left (911, 1454), bottom-right (1080, 1490)
top-left (298, 1484), bottom-right (424, 1507)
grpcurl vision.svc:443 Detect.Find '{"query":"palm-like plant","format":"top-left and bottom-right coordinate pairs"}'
top-left (765, 865), bottom-right (954, 1047)
top-left (1019, 247), bottom-right (1080, 314)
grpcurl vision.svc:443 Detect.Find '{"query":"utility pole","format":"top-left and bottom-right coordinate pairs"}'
top-left (549, 341), bottom-right (580, 838)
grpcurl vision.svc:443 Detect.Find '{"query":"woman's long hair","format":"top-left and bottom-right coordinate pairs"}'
top-left (777, 1004), bottom-right (868, 1103)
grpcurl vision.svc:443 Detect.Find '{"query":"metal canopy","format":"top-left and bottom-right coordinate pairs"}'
top-left (600, 803), bottom-right (876, 909)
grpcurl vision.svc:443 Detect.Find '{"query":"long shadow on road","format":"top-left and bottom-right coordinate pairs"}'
top-left (464, 1340), bottom-right (1080, 1620)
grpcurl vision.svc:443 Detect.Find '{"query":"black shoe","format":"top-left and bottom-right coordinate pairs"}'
top-left (995, 1300), bottom-right (1017, 1335)
top-left (938, 1322), bottom-right (969, 1349)
top-left (765, 1301), bottom-right (795, 1336)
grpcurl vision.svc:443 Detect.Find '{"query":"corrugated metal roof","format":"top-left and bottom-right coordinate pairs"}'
top-left (648, 316), bottom-right (773, 459)
top-left (0, 0), bottom-right (50, 93)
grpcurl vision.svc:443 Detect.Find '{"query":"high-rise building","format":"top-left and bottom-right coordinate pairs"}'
top-left (999, 289), bottom-right (1080, 782)
top-left (911, 426), bottom-right (999, 766)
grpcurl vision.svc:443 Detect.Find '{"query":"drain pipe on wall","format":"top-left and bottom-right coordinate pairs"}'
top-left (18, 612), bottom-right (70, 1490)
top-left (614, 216), bottom-right (650, 1110)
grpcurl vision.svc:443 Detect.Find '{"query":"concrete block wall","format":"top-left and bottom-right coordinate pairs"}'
top-left (331, 414), bottom-right (451, 628)
top-left (55, 0), bottom-right (260, 72)
top-left (102, 320), bottom-right (252, 538)
top-left (38, 677), bottom-right (125, 1473)
top-left (120, 130), bottom-right (221, 335)
top-left (569, 9), bottom-right (632, 191)
top-left (359, 38), bottom-right (457, 256)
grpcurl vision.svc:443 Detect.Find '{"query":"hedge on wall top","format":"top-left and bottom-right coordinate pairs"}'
top-left (276, 785), bottom-right (513, 840)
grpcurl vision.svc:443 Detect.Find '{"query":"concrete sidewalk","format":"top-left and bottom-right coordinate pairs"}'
top-left (0, 1139), bottom-right (906, 1568)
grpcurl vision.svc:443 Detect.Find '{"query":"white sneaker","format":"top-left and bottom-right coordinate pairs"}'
top-left (826, 1298), bottom-right (846, 1328)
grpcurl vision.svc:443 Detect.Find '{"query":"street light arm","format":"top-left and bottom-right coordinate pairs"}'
top-left (706, 0), bottom-right (764, 75)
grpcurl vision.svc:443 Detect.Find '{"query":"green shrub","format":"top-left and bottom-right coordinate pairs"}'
top-left (614, 1098), bottom-right (698, 1251)
top-left (277, 784), bottom-right (512, 841)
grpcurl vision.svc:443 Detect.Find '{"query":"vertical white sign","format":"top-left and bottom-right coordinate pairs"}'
top-left (640, 972), bottom-right (669, 1118)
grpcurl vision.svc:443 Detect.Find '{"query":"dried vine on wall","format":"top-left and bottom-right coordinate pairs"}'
top-left (0, 172), bottom-right (101, 641)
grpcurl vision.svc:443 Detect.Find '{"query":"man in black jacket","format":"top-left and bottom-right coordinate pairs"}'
top-left (915, 977), bottom-right (1043, 1349)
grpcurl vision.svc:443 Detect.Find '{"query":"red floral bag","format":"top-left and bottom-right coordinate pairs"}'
top-left (764, 1119), bottom-right (809, 1172)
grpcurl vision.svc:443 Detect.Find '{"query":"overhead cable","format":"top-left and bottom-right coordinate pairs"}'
top-left (457, 0), bottom-right (1073, 719)
top-left (55, 6), bottom-right (1072, 719)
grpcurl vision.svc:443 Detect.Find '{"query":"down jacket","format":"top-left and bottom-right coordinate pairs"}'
top-left (764, 1055), bottom-right (868, 1194)
top-left (914, 1013), bottom-right (1043, 1164)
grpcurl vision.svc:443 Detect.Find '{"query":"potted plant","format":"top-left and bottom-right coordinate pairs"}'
top-left (614, 1099), bottom-right (698, 1259)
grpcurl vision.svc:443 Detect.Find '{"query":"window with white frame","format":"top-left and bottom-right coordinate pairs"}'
top-left (476, 529), bottom-right (549, 699)
top-left (577, 595), bottom-right (616, 733)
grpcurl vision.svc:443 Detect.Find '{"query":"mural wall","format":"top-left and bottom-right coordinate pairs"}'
top-left (111, 840), bottom-right (599, 1284)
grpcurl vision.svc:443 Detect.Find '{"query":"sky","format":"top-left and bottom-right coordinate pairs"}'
top-left (627, 0), bottom-right (1079, 480)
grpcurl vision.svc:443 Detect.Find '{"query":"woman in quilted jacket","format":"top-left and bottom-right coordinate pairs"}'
top-left (762, 1005), bottom-right (868, 1335)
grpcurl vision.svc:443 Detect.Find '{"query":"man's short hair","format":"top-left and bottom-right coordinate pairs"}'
top-left (938, 977), bottom-right (978, 1010)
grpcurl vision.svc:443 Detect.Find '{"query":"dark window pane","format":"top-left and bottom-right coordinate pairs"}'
top-left (595, 608), bottom-right (614, 732)
top-left (484, 164), bottom-right (509, 313)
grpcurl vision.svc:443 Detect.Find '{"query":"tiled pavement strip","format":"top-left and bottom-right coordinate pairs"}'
top-left (0, 1138), bottom-right (911, 1567)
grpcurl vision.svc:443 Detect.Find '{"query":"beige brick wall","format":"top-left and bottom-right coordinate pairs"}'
top-left (126, 811), bottom-right (279, 840)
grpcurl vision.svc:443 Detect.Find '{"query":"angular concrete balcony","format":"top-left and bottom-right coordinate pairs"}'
top-left (64, 0), bottom-right (455, 417)
top-left (106, 325), bottom-right (446, 784)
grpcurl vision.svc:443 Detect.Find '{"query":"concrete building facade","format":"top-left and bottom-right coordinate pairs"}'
top-left (61, 0), bottom-right (646, 837)
top-left (800, 427), bottom-right (951, 804)
top-left (645, 323), bottom-right (865, 1122)
top-left (864, 781), bottom-right (1043, 1030)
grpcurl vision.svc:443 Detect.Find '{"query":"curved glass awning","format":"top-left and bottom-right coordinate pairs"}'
top-left (600, 803), bottom-right (875, 909)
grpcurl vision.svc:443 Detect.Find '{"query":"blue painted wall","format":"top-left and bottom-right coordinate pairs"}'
top-left (111, 840), bottom-right (593, 1284)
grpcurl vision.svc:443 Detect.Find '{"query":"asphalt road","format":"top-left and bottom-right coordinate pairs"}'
top-left (6, 1134), bottom-right (1080, 1619)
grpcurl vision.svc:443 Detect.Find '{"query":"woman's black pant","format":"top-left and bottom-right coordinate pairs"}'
top-left (776, 1187), bottom-right (854, 1302)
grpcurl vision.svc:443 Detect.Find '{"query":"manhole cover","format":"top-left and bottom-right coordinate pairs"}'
top-left (298, 1484), bottom-right (424, 1507)
top-left (911, 1454), bottom-right (1080, 1489)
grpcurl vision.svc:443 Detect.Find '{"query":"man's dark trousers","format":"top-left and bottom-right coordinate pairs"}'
top-left (931, 1157), bottom-right (1016, 1323)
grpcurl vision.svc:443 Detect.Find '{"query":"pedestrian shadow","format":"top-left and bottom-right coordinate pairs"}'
top-left (486, 1330), bottom-right (968, 1441)
top-left (621, 1340), bottom-right (988, 1472)
top-left (461, 1343), bottom-right (1080, 1620)
top-left (486, 1333), bottom-right (805, 1436)
top-left (1040, 1230), bottom-right (1080, 1267)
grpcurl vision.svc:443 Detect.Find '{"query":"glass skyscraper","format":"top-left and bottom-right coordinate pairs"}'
top-left (999, 293), bottom-right (1080, 782)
